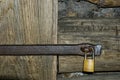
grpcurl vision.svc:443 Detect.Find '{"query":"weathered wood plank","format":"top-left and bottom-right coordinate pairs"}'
top-left (58, 18), bottom-right (120, 72)
top-left (0, 0), bottom-right (57, 80)
top-left (88, 0), bottom-right (120, 7)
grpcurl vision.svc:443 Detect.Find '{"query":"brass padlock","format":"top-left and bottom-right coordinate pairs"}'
top-left (83, 48), bottom-right (95, 73)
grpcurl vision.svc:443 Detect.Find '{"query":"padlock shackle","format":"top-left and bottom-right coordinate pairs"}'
top-left (84, 46), bottom-right (95, 59)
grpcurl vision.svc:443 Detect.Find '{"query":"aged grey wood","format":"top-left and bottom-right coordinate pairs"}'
top-left (58, 18), bottom-right (120, 72)
top-left (0, 0), bottom-right (57, 80)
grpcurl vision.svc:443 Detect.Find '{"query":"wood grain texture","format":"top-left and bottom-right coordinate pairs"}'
top-left (58, 18), bottom-right (120, 72)
top-left (88, 0), bottom-right (120, 7)
top-left (0, 0), bottom-right (57, 80)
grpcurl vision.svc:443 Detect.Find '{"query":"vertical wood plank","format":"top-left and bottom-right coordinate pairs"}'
top-left (0, 0), bottom-right (58, 80)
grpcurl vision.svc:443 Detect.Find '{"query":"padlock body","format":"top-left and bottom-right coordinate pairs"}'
top-left (83, 59), bottom-right (94, 72)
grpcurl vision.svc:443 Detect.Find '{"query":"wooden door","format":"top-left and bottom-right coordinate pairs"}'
top-left (0, 0), bottom-right (58, 80)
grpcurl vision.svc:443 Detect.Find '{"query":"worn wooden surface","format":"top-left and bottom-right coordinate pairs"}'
top-left (0, 0), bottom-right (57, 80)
top-left (58, 72), bottom-right (120, 80)
top-left (58, 18), bottom-right (120, 72)
top-left (88, 0), bottom-right (120, 7)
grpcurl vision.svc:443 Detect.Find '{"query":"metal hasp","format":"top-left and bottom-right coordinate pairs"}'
top-left (0, 43), bottom-right (102, 56)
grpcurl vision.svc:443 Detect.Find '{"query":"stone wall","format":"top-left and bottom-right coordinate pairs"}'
top-left (58, 0), bottom-right (120, 18)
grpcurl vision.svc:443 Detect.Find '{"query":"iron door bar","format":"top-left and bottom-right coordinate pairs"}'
top-left (0, 43), bottom-right (102, 56)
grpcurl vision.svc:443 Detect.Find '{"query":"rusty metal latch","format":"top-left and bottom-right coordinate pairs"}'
top-left (0, 43), bottom-right (102, 56)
